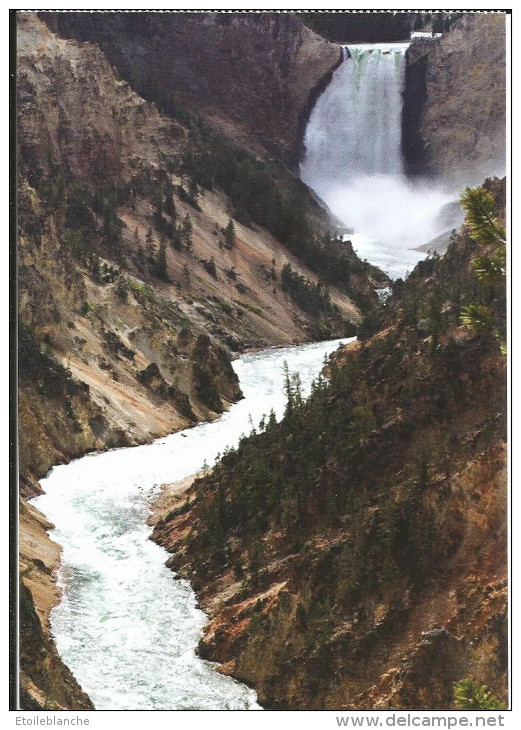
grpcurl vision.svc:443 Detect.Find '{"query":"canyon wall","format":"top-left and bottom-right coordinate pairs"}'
top-left (403, 13), bottom-right (506, 181)
top-left (16, 9), bottom-right (509, 711)
top-left (153, 179), bottom-right (507, 709)
top-left (17, 12), bottom-right (369, 494)
top-left (40, 11), bottom-right (341, 165)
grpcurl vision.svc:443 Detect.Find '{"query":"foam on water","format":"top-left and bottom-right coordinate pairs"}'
top-left (34, 338), bottom-right (352, 710)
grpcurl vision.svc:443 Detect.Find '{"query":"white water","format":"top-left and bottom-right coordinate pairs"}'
top-left (34, 338), bottom-right (352, 710)
top-left (300, 43), bottom-right (459, 279)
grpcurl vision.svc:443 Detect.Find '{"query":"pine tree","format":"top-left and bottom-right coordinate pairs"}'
top-left (460, 186), bottom-right (506, 246)
top-left (460, 303), bottom-right (495, 335)
top-left (459, 185), bottom-right (506, 352)
top-left (153, 187), bottom-right (163, 217)
top-left (188, 178), bottom-right (199, 201)
top-left (165, 183), bottom-right (176, 222)
top-left (101, 198), bottom-right (124, 262)
top-left (116, 274), bottom-right (129, 302)
top-left (224, 218), bottom-right (236, 249)
top-left (145, 227), bottom-right (155, 262)
top-left (453, 679), bottom-right (506, 710)
top-left (154, 236), bottom-right (170, 282)
top-left (181, 214), bottom-right (193, 249)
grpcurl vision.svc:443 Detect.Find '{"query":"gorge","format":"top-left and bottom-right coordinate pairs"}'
top-left (34, 339), bottom-right (349, 709)
top-left (16, 11), bottom-right (508, 712)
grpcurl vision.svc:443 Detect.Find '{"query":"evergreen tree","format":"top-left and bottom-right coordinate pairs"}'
top-left (453, 679), bottom-right (506, 710)
top-left (459, 185), bottom-right (506, 351)
top-left (224, 218), bottom-right (236, 249)
top-left (164, 183), bottom-right (176, 222)
top-left (460, 186), bottom-right (506, 246)
top-left (145, 227), bottom-right (156, 262)
top-left (188, 178), bottom-right (199, 201)
top-left (116, 274), bottom-right (129, 302)
top-left (88, 252), bottom-right (102, 282)
top-left (154, 236), bottom-right (170, 282)
top-left (181, 214), bottom-right (193, 249)
top-left (153, 187), bottom-right (163, 217)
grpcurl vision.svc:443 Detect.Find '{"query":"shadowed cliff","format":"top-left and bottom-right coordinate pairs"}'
top-left (403, 13), bottom-right (506, 181)
top-left (40, 11), bottom-right (342, 165)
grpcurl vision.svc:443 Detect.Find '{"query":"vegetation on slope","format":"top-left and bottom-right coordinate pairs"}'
top-left (176, 121), bottom-right (381, 301)
top-left (153, 179), bottom-right (507, 709)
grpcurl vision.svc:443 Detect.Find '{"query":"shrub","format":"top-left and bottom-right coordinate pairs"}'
top-left (453, 679), bottom-right (506, 710)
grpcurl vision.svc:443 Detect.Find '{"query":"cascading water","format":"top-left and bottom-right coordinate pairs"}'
top-left (300, 43), bottom-right (460, 278)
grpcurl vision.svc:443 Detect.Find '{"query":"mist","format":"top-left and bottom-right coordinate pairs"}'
top-left (300, 43), bottom-right (466, 278)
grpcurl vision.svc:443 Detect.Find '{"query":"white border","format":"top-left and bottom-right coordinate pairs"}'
top-left (5, 4), bottom-right (515, 728)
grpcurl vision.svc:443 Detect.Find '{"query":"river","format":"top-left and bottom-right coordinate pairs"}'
top-left (33, 337), bottom-right (352, 710)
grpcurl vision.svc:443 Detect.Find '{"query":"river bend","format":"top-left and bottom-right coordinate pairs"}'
top-left (34, 338), bottom-right (351, 710)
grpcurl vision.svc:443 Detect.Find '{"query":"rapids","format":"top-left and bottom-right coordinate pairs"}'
top-left (34, 338), bottom-right (352, 710)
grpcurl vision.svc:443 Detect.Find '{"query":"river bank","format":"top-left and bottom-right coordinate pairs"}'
top-left (29, 338), bottom-right (348, 710)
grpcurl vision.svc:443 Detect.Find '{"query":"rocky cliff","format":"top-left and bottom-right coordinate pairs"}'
top-left (40, 11), bottom-right (341, 165)
top-left (152, 179), bottom-right (507, 709)
top-left (403, 13), bottom-right (506, 181)
top-left (17, 12), bottom-right (371, 488)
top-left (16, 12), bottom-right (377, 709)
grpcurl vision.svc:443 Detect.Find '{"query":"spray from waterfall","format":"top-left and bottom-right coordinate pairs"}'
top-left (300, 43), bottom-right (462, 278)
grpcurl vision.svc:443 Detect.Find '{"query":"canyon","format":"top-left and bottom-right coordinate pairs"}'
top-left (17, 12), bottom-right (375, 710)
top-left (15, 10), bottom-right (507, 712)
top-left (153, 178), bottom-right (507, 709)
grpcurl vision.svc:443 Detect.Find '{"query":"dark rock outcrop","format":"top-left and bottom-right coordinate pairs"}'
top-left (19, 577), bottom-right (93, 710)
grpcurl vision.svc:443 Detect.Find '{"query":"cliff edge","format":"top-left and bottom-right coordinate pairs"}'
top-left (403, 13), bottom-right (506, 181)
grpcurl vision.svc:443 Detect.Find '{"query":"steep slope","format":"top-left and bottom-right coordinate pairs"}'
top-left (152, 179), bottom-right (507, 709)
top-left (16, 13), bottom-right (378, 709)
top-left (17, 12), bottom-right (374, 493)
top-left (403, 13), bottom-right (506, 180)
top-left (40, 11), bottom-right (341, 165)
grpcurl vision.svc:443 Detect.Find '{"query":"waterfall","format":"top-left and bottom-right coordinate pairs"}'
top-left (300, 43), bottom-right (459, 278)
top-left (302, 44), bottom-right (409, 182)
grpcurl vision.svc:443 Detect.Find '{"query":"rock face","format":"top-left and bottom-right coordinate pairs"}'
top-left (403, 13), bottom-right (506, 181)
top-left (17, 12), bottom-right (367, 492)
top-left (40, 11), bottom-right (342, 165)
top-left (19, 501), bottom-right (93, 710)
